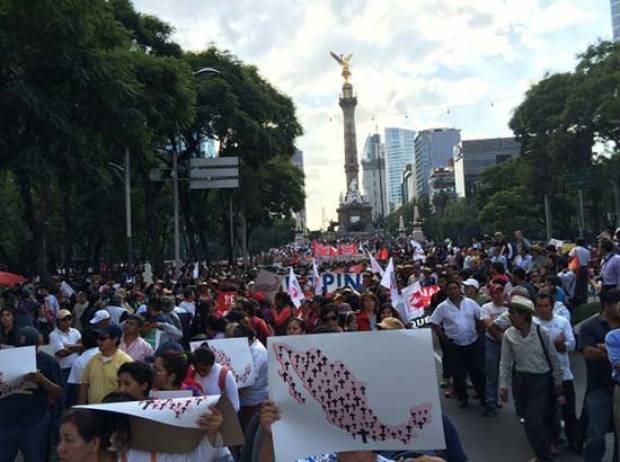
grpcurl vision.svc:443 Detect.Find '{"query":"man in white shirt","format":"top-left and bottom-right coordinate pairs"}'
top-left (50, 309), bottom-right (83, 404)
top-left (480, 284), bottom-right (509, 416)
top-left (235, 324), bottom-right (269, 430)
top-left (534, 292), bottom-right (577, 450)
top-left (430, 279), bottom-right (485, 408)
top-left (190, 346), bottom-right (240, 412)
top-left (105, 293), bottom-right (129, 325)
top-left (177, 287), bottom-right (196, 318)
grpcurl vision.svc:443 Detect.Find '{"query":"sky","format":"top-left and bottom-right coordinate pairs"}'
top-left (132, 0), bottom-right (612, 229)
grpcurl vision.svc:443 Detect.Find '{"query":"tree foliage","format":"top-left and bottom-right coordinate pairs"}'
top-left (0, 0), bottom-right (304, 276)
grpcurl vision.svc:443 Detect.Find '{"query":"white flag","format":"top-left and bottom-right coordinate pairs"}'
top-left (401, 281), bottom-right (426, 320)
top-left (192, 262), bottom-right (200, 279)
top-left (381, 258), bottom-right (405, 319)
top-left (312, 258), bottom-right (323, 296)
top-left (368, 251), bottom-right (385, 276)
top-left (287, 267), bottom-right (305, 308)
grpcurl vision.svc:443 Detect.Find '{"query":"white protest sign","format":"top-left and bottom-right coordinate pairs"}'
top-left (190, 337), bottom-right (256, 388)
top-left (76, 395), bottom-right (220, 428)
top-left (0, 346), bottom-right (37, 399)
top-left (268, 330), bottom-right (445, 461)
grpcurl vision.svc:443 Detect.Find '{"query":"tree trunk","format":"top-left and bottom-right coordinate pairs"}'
top-left (62, 187), bottom-right (73, 276)
top-left (179, 182), bottom-right (198, 261)
top-left (19, 178), bottom-right (52, 284)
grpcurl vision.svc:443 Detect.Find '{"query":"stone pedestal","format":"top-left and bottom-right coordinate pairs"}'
top-left (337, 201), bottom-right (373, 232)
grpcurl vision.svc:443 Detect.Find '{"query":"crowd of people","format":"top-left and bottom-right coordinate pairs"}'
top-left (1, 227), bottom-right (620, 462)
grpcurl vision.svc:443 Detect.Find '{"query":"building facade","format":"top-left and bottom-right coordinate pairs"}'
top-left (291, 149), bottom-right (307, 231)
top-left (453, 137), bottom-right (520, 199)
top-left (428, 167), bottom-right (455, 199)
top-left (400, 163), bottom-right (416, 205)
top-left (384, 127), bottom-right (417, 212)
top-left (612, 0), bottom-right (620, 42)
top-left (414, 128), bottom-right (461, 197)
top-left (361, 133), bottom-right (388, 220)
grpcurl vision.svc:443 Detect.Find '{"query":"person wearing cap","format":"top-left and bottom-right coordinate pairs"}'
top-left (78, 324), bottom-right (133, 404)
top-left (0, 326), bottom-right (63, 462)
top-left (119, 313), bottom-right (153, 362)
top-left (499, 294), bottom-right (563, 462)
top-left (479, 284), bottom-right (509, 417)
top-left (430, 279), bottom-right (485, 408)
top-left (462, 278), bottom-right (490, 307)
top-left (601, 239), bottom-right (620, 296)
top-left (533, 291), bottom-right (577, 452)
top-left (377, 317), bottom-right (404, 330)
top-left (89, 309), bottom-right (111, 330)
top-left (50, 309), bottom-right (83, 404)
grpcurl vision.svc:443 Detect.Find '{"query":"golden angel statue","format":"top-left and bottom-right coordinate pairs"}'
top-left (330, 51), bottom-right (353, 82)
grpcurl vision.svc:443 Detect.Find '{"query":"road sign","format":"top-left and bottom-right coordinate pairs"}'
top-left (190, 178), bottom-right (240, 189)
top-left (190, 167), bottom-right (239, 179)
top-left (190, 157), bottom-right (239, 168)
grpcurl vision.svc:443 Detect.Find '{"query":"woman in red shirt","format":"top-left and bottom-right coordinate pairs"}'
top-left (272, 292), bottom-right (295, 335)
top-left (356, 291), bottom-right (379, 331)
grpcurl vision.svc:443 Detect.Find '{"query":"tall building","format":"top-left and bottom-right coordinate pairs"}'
top-left (428, 167), bottom-right (455, 199)
top-left (400, 163), bottom-right (416, 205)
top-left (291, 149), bottom-right (307, 231)
top-left (384, 127), bottom-right (417, 212)
top-left (361, 133), bottom-right (388, 220)
top-left (612, 0), bottom-right (620, 42)
top-left (414, 128), bottom-right (461, 197)
top-left (453, 137), bottom-right (520, 199)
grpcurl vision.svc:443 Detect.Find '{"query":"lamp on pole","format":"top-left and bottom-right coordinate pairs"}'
top-left (173, 66), bottom-right (220, 280)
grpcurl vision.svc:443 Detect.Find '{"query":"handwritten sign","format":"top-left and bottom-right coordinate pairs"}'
top-left (190, 337), bottom-right (256, 388)
top-left (267, 330), bottom-right (445, 461)
top-left (0, 346), bottom-right (36, 399)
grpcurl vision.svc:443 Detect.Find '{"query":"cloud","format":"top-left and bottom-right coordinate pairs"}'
top-left (132, 0), bottom-right (610, 229)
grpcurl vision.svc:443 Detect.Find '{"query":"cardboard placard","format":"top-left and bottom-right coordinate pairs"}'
top-left (190, 337), bottom-right (256, 388)
top-left (0, 346), bottom-right (36, 399)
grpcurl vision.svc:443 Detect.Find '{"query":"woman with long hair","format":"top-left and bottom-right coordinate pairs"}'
top-left (356, 291), bottom-right (379, 331)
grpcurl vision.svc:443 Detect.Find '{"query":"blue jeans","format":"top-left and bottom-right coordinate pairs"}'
top-left (583, 388), bottom-right (618, 462)
top-left (0, 412), bottom-right (50, 462)
top-left (484, 337), bottom-right (501, 410)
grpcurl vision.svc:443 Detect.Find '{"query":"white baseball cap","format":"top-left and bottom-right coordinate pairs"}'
top-left (462, 278), bottom-right (480, 290)
top-left (89, 309), bottom-right (111, 325)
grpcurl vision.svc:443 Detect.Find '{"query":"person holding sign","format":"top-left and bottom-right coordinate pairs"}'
top-left (0, 326), bottom-right (63, 462)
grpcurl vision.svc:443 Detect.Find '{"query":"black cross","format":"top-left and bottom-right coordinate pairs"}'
top-left (344, 371), bottom-right (351, 380)
top-left (325, 387), bottom-right (334, 399)
top-left (307, 377), bottom-right (314, 387)
top-left (338, 378), bottom-right (345, 388)
top-left (360, 406), bottom-right (367, 415)
top-left (353, 396), bottom-right (361, 406)
top-left (281, 371), bottom-right (289, 381)
top-left (358, 429), bottom-right (370, 444)
top-left (284, 361), bottom-right (290, 370)
top-left (360, 385), bottom-right (366, 393)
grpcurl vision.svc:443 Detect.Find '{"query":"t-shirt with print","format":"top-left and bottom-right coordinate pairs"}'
top-left (480, 302), bottom-right (508, 341)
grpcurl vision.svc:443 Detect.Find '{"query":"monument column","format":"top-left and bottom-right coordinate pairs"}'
top-left (339, 83), bottom-right (359, 191)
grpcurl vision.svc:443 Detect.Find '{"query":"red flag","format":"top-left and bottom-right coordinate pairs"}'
top-left (216, 291), bottom-right (237, 315)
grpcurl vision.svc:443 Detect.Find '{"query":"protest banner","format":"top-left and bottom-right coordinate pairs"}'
top-left (190, 337), bottom-right (256, 388)
top-left (282, 272), bottom-right (362, 294)
top-left (252, 269), bottom-right (283, 303)
top-left (267, 330), bottom-right (445, 461)
top-left (0, 346), bottom-right (36, 399)
top-left (77, 395), bottom-right (243, 453)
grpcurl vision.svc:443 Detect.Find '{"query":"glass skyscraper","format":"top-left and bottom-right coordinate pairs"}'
top-left (383, 127), bottom-right (416, 212)
top-left (613, 0), bottom-right (620, 42)
top-left (414, 128), bottom-right (461, 197)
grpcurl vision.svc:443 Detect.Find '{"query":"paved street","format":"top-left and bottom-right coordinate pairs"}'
top-left (437, 349), bottom-right (615, 462)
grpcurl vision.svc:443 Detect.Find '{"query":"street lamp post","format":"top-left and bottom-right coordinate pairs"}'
top-left (173, 67), bottom-right (220, 280)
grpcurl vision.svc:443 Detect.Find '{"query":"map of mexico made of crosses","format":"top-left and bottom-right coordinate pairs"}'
top-left (267, 330), bottom-right (445, 462)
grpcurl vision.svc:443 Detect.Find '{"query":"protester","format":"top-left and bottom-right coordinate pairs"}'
top-left (579, 289), bottom-right (620, 461)
top-left (120, 313), bottom-right (154, 362)
top-left (117, 362), bottom-right (153, 400)
top-left (499, 295), bottom-right (563, 462)
top-left (285, 317), bottom-right (306, 335)
top-left (151, 350), bottom-right (193, 394)
top-left (0, 326), bottom-right (63, 462)
top-left (79, 324), bottom-right (133, 404)
top-left (533, 292), bottom-right (577, 452)
top-left (357, 291), bottom-right (379, 331)
top-left (0, 307), bottom-right (17, 347)
top-left (430, 279), bottom-right (485, 408)
top-left (272, 292), bottom-right (295, 335)
top-left (600, 239), bottom-right (620, 295)
top-left (236, 324), bottom-right (268, 429)
top-left (479, 283), bottom-right (508, 417)
top-left (185, 346), bottom-right (240, 412)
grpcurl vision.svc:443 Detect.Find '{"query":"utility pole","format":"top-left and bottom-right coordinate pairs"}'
top-left (173, 125), bottom-right (181, 280)
top-left (578, 189), bottom-right (585, 238)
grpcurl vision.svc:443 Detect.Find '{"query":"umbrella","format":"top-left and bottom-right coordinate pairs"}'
top-left (0, 271), bottom-right (27, 287)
